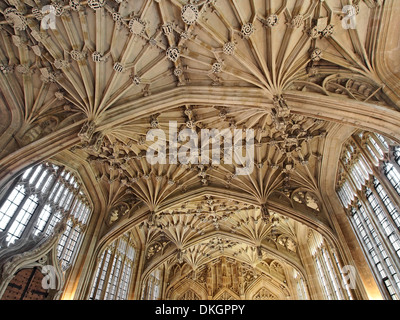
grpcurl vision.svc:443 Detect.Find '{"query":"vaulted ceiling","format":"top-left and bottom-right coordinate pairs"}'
top-left (0, 0), bottom-right (399, 284)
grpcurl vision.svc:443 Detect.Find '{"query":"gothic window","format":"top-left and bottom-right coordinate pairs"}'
top-left (89, 231), bottom-right (136, 300)
top-left (322, 248), bottom-right (344, 300)
top-left (308, 231), bottom-right (348, 300)
top-left (315, 256), bottom-right (333, 299)
top-left (332, 251), bottom-right (353, 300)
top-left (337, 131), bottom-right (400, 299)
top-left (142, 268), bottom-right (162, 300)
top-left (384, 163), bottom-right (400, 196)
top-left (0, 162), bottom-right (92, 270)
top-left (351, 205), bottom-right (400, 300)
top-left (252, 288), bottom-right (277, 300)
top-left (373, 178), bottom-right (400, 228)
top-left (293, 271), bottom-right (308, 300)
top-left (394, 147), bottom-right (400, 166)
top-left (368, 135), bottom-right (384, 159)
top-left (365, 188), bottom-right (400, 259)
top-left (179, 290), bottom-right (200, 300)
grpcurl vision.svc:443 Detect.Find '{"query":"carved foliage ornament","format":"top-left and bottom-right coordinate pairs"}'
top-left (241, 23), bottom-right (255, 38)
top-left (263, 14), bottom-right (278, 27)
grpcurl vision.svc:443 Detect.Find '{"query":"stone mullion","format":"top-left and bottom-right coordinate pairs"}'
top-left (43, 187), bottom-right (78, 236)
top-left (308, 231), bottom-right (332, 300)
top-left (301, 277), bottom-right (309, 300)
top-left (350, 209), bottom-right (392, 299)
top-left (365, 138), bottom-right (384, 163)
top-left (58, 219), bottom-right (77, 266)
top-left (352, 136), bottom-right (379, 175)
top-left (159, 264), bottom-right (166, 300)
top-left (388, 146), bottom-right (400, 172)
top-left (144, 276), bottom-right (152, 300)
top-left (91, 250), bottom-right (108, 299)
top-left (329, 246), bottom-right (355, 300)
top-left (314, 251), bottom-right (330, 299)
top-left (359, 134), bottom-right (400, 210)
top-left (327, 246), bottom-right (348, 299)
top-left (57, 180), bottom-right (75, 212)
top-left (363, 187), bottom-right (400, 273)
top-left (320, 247), bottom-right (339, 300)
top-left (339, 159), bottom-right (360, 203)
top-left (355, 203), bottom-right (400, 298)
top-left (20, 167), bottom-right (63, 239)
top-left (378, 163), bottom-right (400, 209)
top-left (323, 242), bottom-right (345, 300)
top-left (129, 246), bottom-right (144, 300)
top-left (302, 233), bottom-right (324, 300)
top-left (372, 134), bottom-right (389, 156)
top-left (0, 174), bottom-right (22, 209)
top-left (18, 164), bottom-right (39, 185)
top-left (108, 253), bottom-right (121, 300)
top-left (0, 188), bottom-right (30, 239)
top-left (100, 242), bottom-right (118, 300)
top-left (27, 165), bottom-right (47, 189)
top-left (56, 185), bottom-right (85, 263)
top-left (317, 248), bottom-right (336, 299)
top-left (58, 198), bottom-right (84, 261)
top-left (369, 180), bottom-right (400, 250)
top-left (114, 240), bottom-right (129, 300)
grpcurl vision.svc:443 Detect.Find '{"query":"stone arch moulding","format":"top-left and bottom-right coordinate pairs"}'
top-left (140, 236), bottom-right (306, 291)
top-left (2, 86), bottom-right (400, 191)
top-left (244, 275), bottom-right (287, 300)
top-left (166, 278), bottom-right (208, 300)
top-left (77, 226), bottom-right (142, 300)
top-left (101, 87), bottom-right (400, 142)
top-left (95, 186), bottom-right (344, 279)
top-left (154, 187), bottom-right (340, 245)
top-left (97, 186), bottom-right (337, 256)
top-left (374, 0), bottom-right (400, 108)
top-left (213, 287), bottom-right (241, 301)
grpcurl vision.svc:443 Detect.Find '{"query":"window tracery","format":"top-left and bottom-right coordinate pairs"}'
top-left (0, 162), bottom-right (92, 270)
top-left (308, 231), bottom-right (351, 300)
top-left (337, 131), bottom-right (400, 299)
top-left (89, 231), bottom-right (136, 300)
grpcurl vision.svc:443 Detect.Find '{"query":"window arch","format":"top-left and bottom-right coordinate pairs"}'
top-left (307, 230), bottom-right (351, 300)
top-left (336, 131), bottom-right (400, 299)
top-left (89, 231), bottom-right (136, 300)
top-left (0, 162), bottom-right (92, 270)
top-left (141, 267), bottom-right (162, 300)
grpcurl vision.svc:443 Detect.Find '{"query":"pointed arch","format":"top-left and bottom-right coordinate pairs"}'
top-left (213, 287), bottom-right (240, 300)
top-left (166, 278), bottom-right (208, 300)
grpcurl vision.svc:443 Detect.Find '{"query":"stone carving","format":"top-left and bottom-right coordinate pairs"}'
top-left (78, 121), bottom-right (96, 144)
top-left (166, 47), bottom-right (180, 62)
top-left (88, 0), bottom-right (105, 10)
top-left (4, 8), bottom-right (27, 31)
top-left (181, 4), bottom-right (199, 25)
top-left (241, 23), bottom-right (255, 39)
top-left (311, 48), bottom-right (323, 62)
top-left (253, 287), bottom-right (278, 300)
top-left (223, 42), bottom-right (236, 55)
top-left (262, 14), bottom-right (279, 28)
top-left (179, 289), bottom-right (200, 300)
top-left (69, 0), bottom-right (81, 11)
top-left (129, 18), bottom-right (146, 35)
